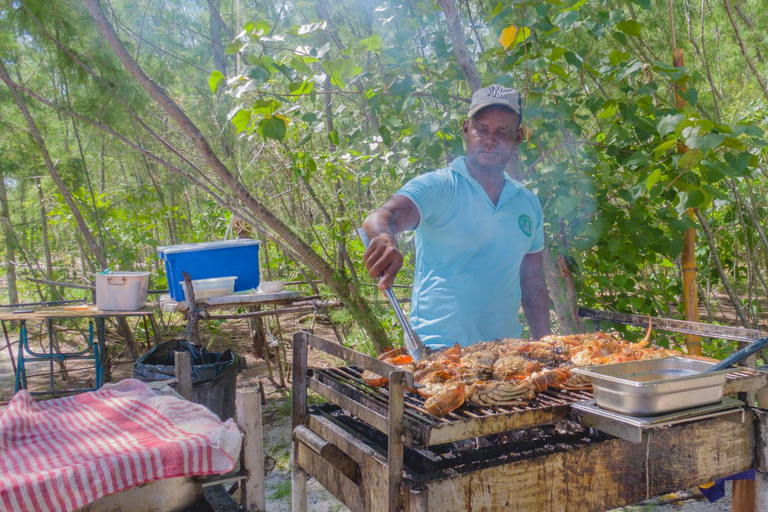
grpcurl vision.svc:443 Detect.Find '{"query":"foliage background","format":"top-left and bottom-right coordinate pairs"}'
top-left (1, 0), bottom-right (768, 356)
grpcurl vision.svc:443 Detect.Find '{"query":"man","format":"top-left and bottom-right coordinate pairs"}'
top-left (362, 84), bottom-right (551, 347)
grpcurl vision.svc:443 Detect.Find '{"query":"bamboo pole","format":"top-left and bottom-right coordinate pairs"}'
top-left (672, 48), bottom-right (702, 356)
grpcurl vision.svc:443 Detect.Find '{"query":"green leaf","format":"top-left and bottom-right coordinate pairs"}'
top-left (686, 133), bottom-right (725, 153)
top-left (657, 114), bottom-right (685, 137)
top-left (247, 65), bottom-right (270, 82)
top-left (233, 79), bottom-right (259, 98)
top-left (725, 151), bottom-right (752, 174)
top-left (245, 20), bottom-right (270, 37)
top-left (654, 139), bottom-right (677, 159)
top-left (646, 168), bottom-right (662, 190)
top-left (614, 61), bottom-right (642, 81)
top-left (360, 34), bottom-right (382, 52)
top-left (225, 40), bottom-right (246, 55)
top-left (553, 194), bottom-right (581, 218)
top-left (484, 2), bottom-right (503, 22)
top-left (616, 20), bottom-right (642, 38)
top-left (675, 190), bottom-right (705, 217)
top-left (552, 11), bottom-right (580, 31)
top-left (258, 115), bottom-right (288, 140)
top-left (679, 88), bottom-right (698, 106)
top-left (230, 109), bottom-right (251, 133)
top-left (329, 130), bottom-right (339, 146)
top-left (630, 0), bottom-right (652, 10)
top-left (290, 57), bottom-right (313, 76)
top-left (288, 80), bottom-right (314, 95)
top-left (548, 64), bottom-right (569, 78)
top-left (550, 46), bottom-right (567, 61)
top-left (251, 99), bottom-right (281, 114)
top-left (208, 70), bottom-right (225, 94)
top-left (322, 59), bottom-right (363, 87)
top-left (609, 50), bottom-right (630, 66)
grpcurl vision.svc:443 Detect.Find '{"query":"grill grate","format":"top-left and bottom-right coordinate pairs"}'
top-left (310, 364), bottom-right (767, 446)
top-left (312, 365), bottom-right (594, 446)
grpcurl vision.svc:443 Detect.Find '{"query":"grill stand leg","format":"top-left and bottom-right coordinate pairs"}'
top-left (291, 453), bottom-right (308, 512)
top-left (388, 370), bottom-right (406, 512)
top-left (292, 332), bottom-right (309, 512)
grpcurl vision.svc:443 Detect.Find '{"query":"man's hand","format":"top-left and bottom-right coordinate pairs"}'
top-left (361, 195), bottom-right (421, 291)
top-left (364, 233), bottom-right (404, 290)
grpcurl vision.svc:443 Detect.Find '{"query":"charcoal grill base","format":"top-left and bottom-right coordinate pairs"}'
top-left (298, 405), bottom-right (756, 512)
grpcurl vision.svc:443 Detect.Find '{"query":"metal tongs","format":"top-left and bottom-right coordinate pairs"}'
top-left (357, 228), bottom-right (427, 361)
top-left (705, 336), bottom-right (768, 373)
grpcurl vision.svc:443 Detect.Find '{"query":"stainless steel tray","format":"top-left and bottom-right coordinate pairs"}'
top-left (573, 357), bottom-right (736, 416)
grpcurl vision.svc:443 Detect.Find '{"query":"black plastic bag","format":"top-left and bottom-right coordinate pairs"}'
top-left (133, 339), bottom-right (241, 383)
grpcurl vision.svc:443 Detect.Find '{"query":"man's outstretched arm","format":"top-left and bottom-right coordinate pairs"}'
top-left (362, 195), bottom-right (420, 290)
top-left (520, 251), bottom-right (552, 340)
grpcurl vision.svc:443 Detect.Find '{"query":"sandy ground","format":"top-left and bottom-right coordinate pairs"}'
top-left (0, 312), bottom-right (746, 511)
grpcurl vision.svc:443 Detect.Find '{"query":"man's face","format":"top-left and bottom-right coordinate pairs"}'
top-left (462, 106), bottom-right (522, 173)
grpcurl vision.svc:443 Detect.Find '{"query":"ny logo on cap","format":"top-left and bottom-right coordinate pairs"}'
top-left (487, 85), bottom-right (504, 97)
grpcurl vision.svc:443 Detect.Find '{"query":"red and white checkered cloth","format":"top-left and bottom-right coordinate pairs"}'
top-left (0, 379), bottom-right (242, 512)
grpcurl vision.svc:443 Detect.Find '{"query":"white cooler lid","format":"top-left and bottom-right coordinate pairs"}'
top-left (157, 238), bottom-right (261, 255)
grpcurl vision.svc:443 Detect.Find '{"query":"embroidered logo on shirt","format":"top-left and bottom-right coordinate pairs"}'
top-left (518, 214), bottom-right (533, 237)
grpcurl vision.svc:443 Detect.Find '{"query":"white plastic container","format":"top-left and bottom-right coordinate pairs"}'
top-left (181, 276), bottom-right (237, 300)
top-left (259, 280), bottom-right (285, 293)
top-left (95, 272), bottom-right (150, 311)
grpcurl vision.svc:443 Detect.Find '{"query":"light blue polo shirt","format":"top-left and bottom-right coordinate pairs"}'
top-left (396, 157), bottom-right (544, 347)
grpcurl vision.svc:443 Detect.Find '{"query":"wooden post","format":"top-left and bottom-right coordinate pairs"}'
top-left (182, 272), bottom-right (200, 345)
top-left (672, 48), bottom-right (702, 357)
top-left (292, 332), bottom-right (309, 512)
top-left (174, 351), bottom-right (193, 401)
top-left (237, 389), bottom-right (266, 512)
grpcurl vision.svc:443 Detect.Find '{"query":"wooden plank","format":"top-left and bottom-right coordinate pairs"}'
top-left (297, 443), bottom-right (364, 512)
top-left (422, 414), bottom-right (755, 512)
top-left (163, 291), bottom-right (301, 311)
top-left (0, 305), bottom-right (154, 321)
top-left (577, 308), bottom-right (765, 342)
top-left (726, 370), bottom-right (768, 395)
top-left (425, 402), bottom-right (570, 446)
top-left (292, 333), bottom-right (309, 431)
top-left (305, 333), bottom-right (416, 388)
top-left (308, 377), bottom-right (390, 434)
top-left (237, 389), bottom-right (266, 512)
top-left (303, 413), bottom-right (389, 512)
top-left (203, 485), bottom-right (241, 512)
top-left (174, 351), bottom-right (193, 401)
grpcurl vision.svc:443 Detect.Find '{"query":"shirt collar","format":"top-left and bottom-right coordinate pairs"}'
top-left (450, 157), bottom-right (524, 207)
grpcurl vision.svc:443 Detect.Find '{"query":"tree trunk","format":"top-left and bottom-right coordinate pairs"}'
top-left (36, 177), bottom-right (59, 300)
top-left (435, 0), bottom-right (481, 92)
top-left (695, 208), bottom-right (751, 327)
top-left (0, 170), bottom-right (19, 306)
top-left (82, 0), bottom-right (390, 351)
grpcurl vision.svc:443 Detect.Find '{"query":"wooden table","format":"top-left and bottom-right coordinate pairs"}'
top-left (1, 305), bottom-right (154, 394)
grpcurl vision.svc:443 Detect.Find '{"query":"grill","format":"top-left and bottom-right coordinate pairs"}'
top-left (291, 310), bottom-right (768, 512)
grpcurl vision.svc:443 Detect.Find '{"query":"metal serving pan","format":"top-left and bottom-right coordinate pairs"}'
top-left (573, 357), bottom-right (736, 416)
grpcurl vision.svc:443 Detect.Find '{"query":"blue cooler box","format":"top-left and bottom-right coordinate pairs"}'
top-left (157, 239), bottom-right (260, 300)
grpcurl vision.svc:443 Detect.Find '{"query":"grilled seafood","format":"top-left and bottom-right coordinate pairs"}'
top-left (364, 327), bottom-right (675, 416)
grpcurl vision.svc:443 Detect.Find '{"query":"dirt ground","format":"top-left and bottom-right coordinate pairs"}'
top-left (0, 303), bottom-right (749, 511)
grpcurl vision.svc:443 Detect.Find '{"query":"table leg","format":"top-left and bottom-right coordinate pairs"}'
top-left (48, 319), bottom-right (55, 396)
top-left (15, 321), bottom-right (27, 392)
top-left (2, 320), bottom-right (16, 374)
top-left (96, 318), bottom-right (106, 387)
